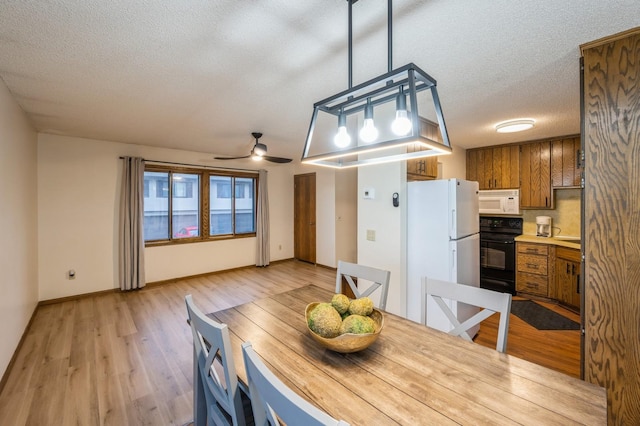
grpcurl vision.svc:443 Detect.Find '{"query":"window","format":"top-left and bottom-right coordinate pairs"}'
top-left (209, 176), bottom-right (255, 236)
top-left (143, 166), bottom-right (257, 244)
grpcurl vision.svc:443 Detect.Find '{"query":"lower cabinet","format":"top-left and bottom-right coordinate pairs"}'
top-left (516, 242), bottom-right (554, 297)
top-left (555, 247), bottom-right (581, 310)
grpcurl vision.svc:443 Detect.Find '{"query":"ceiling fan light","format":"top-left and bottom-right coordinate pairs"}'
top-left (495, 119), bottom-right (535, 133)
top-left (253, 142), bottom-right (267, 156)
top-left (251, 155), bottom-right (262, 161)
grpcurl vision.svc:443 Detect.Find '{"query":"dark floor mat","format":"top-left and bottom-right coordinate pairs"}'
top-left (511, 300), bottom-right (580, 330)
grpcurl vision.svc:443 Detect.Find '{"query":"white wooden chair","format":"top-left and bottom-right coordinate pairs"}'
top-left (185, 294), bottom-right (249, 426)
top-left (422, 278), bottom-right (512, 353)
top-left (335, 260), bottom-right (391, 310)
top-left (241, 341), bottom-right (350, 426)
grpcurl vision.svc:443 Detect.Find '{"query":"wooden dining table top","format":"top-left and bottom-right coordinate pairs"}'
top-left (208, 284), bottom-right (606, 425)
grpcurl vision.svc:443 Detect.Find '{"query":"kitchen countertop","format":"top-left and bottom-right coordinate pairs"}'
top-left (515, 234), bottom-right (581, 249)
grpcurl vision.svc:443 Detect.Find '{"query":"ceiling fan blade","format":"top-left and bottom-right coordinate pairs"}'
top-left (214, 154), bottom-right (252, 160)
top-left (214, 132), bottom-right (291, 163)
top-left (263, 155), bottom-right (292, 163)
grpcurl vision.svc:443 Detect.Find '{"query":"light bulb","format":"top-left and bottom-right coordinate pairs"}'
top-left (391, 109), bottom-right (412, 136)
top-left (334, 125), bottom-right (351, 148)
top-left (359, 100), bottom-right (378, 143)
top-left (251, 156), bottom-right (262, 161)
top-left (359, 118), bottom-right (379, 143)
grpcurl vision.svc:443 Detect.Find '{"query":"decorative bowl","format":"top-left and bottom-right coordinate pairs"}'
top-left (305, 302), bottom-right (384, 353)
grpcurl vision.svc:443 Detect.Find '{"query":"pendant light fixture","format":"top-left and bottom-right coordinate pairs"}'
top-left (301, 0), bottom-right (453, 168)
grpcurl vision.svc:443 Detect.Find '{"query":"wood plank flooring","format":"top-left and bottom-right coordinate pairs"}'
top-left (0, 260), bottom-right (581, 425)
top-left (475, 296), bottom-right (581, 378)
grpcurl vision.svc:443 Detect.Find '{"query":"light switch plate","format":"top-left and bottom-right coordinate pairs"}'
top-left (363, 188), bottom-right (375, 199)
top-left (366, 229), bottom-right (376, 241)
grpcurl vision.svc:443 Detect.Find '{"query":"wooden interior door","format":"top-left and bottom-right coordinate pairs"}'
top-left (294, 173), bottom-right (316, 264)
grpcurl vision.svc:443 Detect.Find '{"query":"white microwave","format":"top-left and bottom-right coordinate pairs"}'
top-left (478, 189), bottom-right (520, 215)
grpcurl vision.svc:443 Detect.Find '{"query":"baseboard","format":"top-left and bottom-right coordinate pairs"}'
top-left (145, 258), bottom-right (296, 287)
top-left (38, 288), bottom-right (119, 306)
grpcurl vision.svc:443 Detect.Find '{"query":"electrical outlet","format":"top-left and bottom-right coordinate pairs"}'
top-left (366, 229), bottom-right (376, 241)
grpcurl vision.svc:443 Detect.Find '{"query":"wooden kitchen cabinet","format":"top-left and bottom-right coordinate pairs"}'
top-left (407, 118), bottom-right (438, 181)
top-left (555, 246), bottom-right (581, 311)
top-left (407, 145), bottom-right (437, 180)
top-left (551, 136), bottom-right (582, 188)
top-left (519, 141), bottom-right (552, 208)
top-left (516, 242), bottom-right (554, 297)
top-left (466, 145), bottom-right (519, 189)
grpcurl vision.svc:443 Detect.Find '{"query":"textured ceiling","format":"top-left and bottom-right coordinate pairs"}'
top-left (0, 0), bottom-right (638, 162)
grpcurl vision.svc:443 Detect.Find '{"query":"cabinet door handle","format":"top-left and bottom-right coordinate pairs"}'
top-left (566, 263), bottom-right (570, 274)
top-left (572, 264), bottom-right (576, 275)
top-left (576, 274), bottom-right (580, 294)
top-left (526, 263), bottom-right (539, 269)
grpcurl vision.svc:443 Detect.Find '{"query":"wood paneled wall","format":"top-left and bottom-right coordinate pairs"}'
top-left (582, 27), bottom-right (640, 424)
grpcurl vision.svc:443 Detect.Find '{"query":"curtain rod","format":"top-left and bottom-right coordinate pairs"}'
top-left (119, 157), bottom-right (262, 173)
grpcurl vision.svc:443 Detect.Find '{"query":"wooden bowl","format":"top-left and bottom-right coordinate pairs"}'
top-left (305, 302), bottom-right (384, 353)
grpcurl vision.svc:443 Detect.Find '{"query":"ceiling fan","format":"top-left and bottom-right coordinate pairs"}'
top-left (214, 132), bottom-right (292, 163)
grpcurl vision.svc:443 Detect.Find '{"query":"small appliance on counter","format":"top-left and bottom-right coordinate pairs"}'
top-left (536, 216), bottom-right (552, 237)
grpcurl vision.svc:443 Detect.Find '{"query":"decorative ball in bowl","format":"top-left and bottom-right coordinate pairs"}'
top-left (305, 301), bottom-right (384, 353)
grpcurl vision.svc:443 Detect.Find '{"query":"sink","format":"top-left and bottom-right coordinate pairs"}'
top-left (554, 236), bottom-right (581, 244)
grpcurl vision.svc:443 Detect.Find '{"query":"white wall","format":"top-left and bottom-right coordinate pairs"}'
top-left (38, 134), bottom-right (296, 300)
top-left (0, 79), bottom-right (38, 378)
top-left (357, 160), bottom-right (407, 316)
top-left (335, 168), bottom-right (358, 264)
top-left (315, 170), bottom-right (336, 268)
top-left (439, 147), bottom-right (467, 179)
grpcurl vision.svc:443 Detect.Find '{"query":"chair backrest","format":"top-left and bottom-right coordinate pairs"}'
top-left (335, 260), bottom-right (391, 310)
top-left (422, 278), bottom-right (512, 353)
top-left (241, 342), bottom-right (350, 426)
top-left (185, 294), bottom-right (246, 426)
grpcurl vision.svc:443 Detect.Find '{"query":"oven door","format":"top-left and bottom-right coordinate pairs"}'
top-left (480, 235), bottom-right (516, 294)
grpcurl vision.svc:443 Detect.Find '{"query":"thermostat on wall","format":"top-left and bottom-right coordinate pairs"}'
top-left (363, 188), bottom-right (375, 199)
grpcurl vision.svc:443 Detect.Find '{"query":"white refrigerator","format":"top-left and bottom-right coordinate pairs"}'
top-left (406, 178), bottom-right (480, 336)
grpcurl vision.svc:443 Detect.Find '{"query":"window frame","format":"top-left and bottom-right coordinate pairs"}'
top-left (143, 164), bottom-right (258, 246)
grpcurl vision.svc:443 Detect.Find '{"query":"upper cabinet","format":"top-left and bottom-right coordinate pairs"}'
top-left (519, 141), bottom-right (552, 209)
top-left (407, 118), bottom-right (438, 181)
top-left (466, 134), bottom-right (580, 208)
top-left (551, 136), bottom-right (582, 188)
top-left (466, 145), bottom-right (519, 189)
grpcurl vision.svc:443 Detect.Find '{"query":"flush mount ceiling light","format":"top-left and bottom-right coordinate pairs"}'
top-left (301, 0), bottom-right (452, 169)
top-left (495, 119), bottom-right (535, 133)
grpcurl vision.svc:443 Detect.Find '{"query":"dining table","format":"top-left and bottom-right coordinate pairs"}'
top-left (205, 284), bottom-right (606, 425)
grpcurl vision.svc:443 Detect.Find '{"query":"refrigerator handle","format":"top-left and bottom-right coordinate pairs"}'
top-left (451, 209), bottom-right (456, 235)
top-left (451, 247), bottom-right (457, 278)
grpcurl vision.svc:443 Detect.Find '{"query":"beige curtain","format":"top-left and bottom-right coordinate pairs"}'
top-left (119, 157), bottom-right (146, 290)
top-left (256, 169), bottom-right (270, 266)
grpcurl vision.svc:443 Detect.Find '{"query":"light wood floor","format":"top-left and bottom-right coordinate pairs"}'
top-left (0, 260), bottom-right (581, 425)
